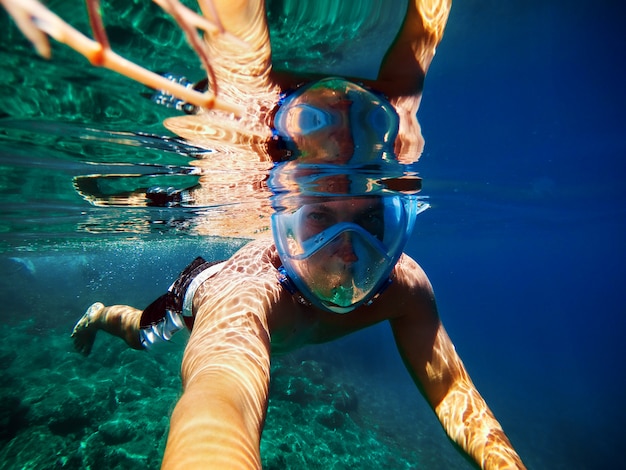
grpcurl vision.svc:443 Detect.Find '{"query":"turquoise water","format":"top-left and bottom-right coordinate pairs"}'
top-left (1, 0), bottom-right (625, 468)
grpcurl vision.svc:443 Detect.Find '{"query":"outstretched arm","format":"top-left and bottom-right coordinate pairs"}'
top-left (161, 263), bottom-right (275, 469)
top-left (390, 258), bottom-right (526, 469)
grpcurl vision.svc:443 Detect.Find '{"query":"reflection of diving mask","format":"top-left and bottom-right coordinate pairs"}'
top-left (272, 194), bottom-right (429, 313)
top-left (273, 77), bottom-right (399, 161)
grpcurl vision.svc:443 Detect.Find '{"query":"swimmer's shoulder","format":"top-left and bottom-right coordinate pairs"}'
top-left (219, 238), bottom-right (281, 277)
top-left (192, 238), bottom-right (284, 321)
top-left (389, 253), bottom-right (435, 304)
top-left (377, 254), bottom-right (438, 325)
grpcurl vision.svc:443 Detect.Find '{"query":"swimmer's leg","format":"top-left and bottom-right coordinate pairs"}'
top-left (72, 302), bottom-right (143, 356)
top-left (72, 257), bottom-right (223, 356)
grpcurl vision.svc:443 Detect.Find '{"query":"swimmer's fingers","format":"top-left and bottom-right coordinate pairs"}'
top-left (2, 0), bottom-right (105, 63)
top-left (71, 332), bottom-right (94, 356)
top-left (85, 0), bottom-right (110, 50)
top-left (155, 0), bottom-right (221, 102)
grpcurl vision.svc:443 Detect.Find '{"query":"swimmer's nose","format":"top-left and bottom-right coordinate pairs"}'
top-left (336, 233), bottom-right (358, 263)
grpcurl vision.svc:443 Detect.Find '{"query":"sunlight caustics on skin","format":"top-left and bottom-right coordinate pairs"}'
top-left (163, 241), bottom-right (280, 469)
top-left (71, 303), bottom-right (144, 355)
top-left (431, 328), bottom-right (526, 469)
top-left (391, 256), bottom-right (526, 470)
top-left (162, 0), bottom-right (283, 143)
top-left (67, 234), bottom-right (529, 468)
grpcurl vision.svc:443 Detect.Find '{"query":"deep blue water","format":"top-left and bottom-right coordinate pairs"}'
top-left (1, 0), bottom-right (625, 468)
top-left (411, 1), bottom-right (626, 467)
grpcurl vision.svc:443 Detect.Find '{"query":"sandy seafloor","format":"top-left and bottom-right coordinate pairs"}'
top-left (1, 0), bottom-right (625, 468)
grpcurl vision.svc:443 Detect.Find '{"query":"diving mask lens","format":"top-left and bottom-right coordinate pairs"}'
top-left (273, 77), bottom-right (399, 159)
top-left (295, 223), bottom-right (393, 309)
top-left (279, 104), bottom-right (335, 136)
top-left (272, 195), bottom-right (423, 313)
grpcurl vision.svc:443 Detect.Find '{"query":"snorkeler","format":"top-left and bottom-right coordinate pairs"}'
top-left (3, 0), bottom-right (526, 468)
top-left (73, 76), bottom-right (526, 469)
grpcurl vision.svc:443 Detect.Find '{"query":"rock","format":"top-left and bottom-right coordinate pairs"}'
top-left (0, 395), bottom-right (28, 441)
top-left (331, 383), bottom-right (359, 413)
top-left (315, 405), bottom-right (346, 430)
top-left (0, 350), bottom-right (17, 370)
top-left (98, 418), bottom-right (135, 445)
top-left (117, 387), bottom-right (143, 403)
top-left (42, 379), bottom-right (116, 436)
top-left (80, 431), bottom-right (149, 470)
top-left (276, 376), bottom-right (315, 404)
top-left (299, 360), bottom-right (326, 384)
top-left (0, 424), bottom-right (80, 469)
top-left (48, 412), bottom-right (91, 436)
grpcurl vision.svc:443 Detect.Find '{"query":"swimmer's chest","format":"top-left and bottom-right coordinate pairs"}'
top-left (268, 294), bottom-right (390, 353)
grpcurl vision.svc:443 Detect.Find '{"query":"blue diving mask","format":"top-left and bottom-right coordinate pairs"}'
top-left (270, 77), bottom-right (428, 314)
top-left (273, 77), bottom-right (399, 162)
top-left (272, 194), bottom-right (428, 313)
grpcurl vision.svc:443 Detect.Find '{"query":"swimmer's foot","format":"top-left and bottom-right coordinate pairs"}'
top-left (71, 302), bottom-right (105, 356)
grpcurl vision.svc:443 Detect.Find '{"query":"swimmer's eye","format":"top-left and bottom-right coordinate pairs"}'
top-left (356, 209), bottom-right (384, 239)
top-left (306, 210), bottom-right (334, 230)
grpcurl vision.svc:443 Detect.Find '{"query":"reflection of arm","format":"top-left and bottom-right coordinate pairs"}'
top-left (374, 0), bottom-right (452, 97)
top-left (364, 0), bottom-right (451, 164)
top-left (161, 274), bottom-right (272, 470)
top-left (390, 258), bottom-right (526, 470)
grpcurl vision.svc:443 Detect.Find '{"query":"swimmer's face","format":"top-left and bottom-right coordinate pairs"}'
top-left (272, 189), bottom-right (419, 312)
top-left (295, 197), bottom-right (384, 296)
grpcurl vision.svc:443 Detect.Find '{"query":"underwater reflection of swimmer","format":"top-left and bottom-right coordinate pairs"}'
top-left (3, 0), bottom-right (526, 468)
